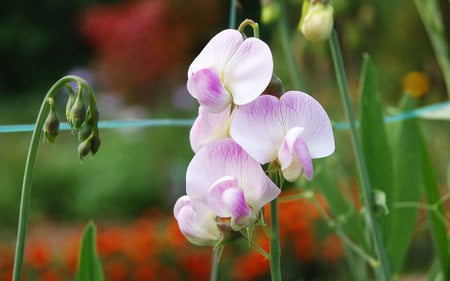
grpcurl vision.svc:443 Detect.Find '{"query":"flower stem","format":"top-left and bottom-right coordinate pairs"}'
top-left (269, 198), bottom-right (282, 281)
top-left (229, 0), bottom-right (237, 29)
top-left (210, 248), bottom-right (220, 281)
top-left (277, 0), bottom-right (304, 90)
top-left (328, 29), bottom-right (392, 281)
top-left (12, 75), bottom-right (95, 281)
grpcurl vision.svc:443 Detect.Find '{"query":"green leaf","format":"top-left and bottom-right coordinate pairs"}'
top-left (359, 53), bottom-right (394, 217)
top-left (387, 95), bottom-right (422, 273)
top-left (75, 221), bottom-right (104, 281)
top-left (420, 134), bottom-right (450, 280)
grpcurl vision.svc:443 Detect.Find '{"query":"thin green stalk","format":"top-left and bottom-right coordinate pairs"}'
top-left (413, 0), bottom-right (450, 98)
top-left (229, 0), bottom-right (237, 29)
top-left (277, 0), bottom-right (304, 90)
top-left (12, 75), bottom-right (95, 281)
top-left (210, 248), bottom-right (220, 281)
top-left (269, 198), bottom-right (282, 281)
top-left (329, 29), bottom-right (392, 281)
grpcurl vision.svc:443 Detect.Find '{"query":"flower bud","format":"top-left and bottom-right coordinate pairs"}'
top-left (299, 1), bottom-right (334, 43)
top-left (68, 91), bottom-right (86, 129)
top-left (262, 73), bottom-right (285, 97)
top-left (90, 129), bottom-right (101, 155)
top-left (78, 123), bottom-right (93, 142)
top-left (78, 138), bottom-right (92, 161)
top-left (44, 98), bottom-right (60, 143)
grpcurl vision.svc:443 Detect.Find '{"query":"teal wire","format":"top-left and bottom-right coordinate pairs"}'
top-left (0, 101), bottom-right (448, 134)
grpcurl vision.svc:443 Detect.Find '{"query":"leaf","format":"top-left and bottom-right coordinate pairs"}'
top-left (75, 221), bottom-right (104, 281)
top-left (359, 53), bottom-right (394, 218)
top-left (420, 134), bottom-right (450, 280)
top-left (387, 95), bottom-right (422, 273)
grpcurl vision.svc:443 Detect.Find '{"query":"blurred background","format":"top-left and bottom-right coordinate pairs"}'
top-left (0, 0), bottom-right (449, 280)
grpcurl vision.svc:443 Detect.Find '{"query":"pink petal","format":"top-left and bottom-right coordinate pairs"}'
top-left (189, 105), bottom-right (231, 152)
top-left (223, 38), bottom-right (273, 105)
top-left (188, 29), bottom-right (244, 77)
top-left (186, 139), bottom-right (279, 210)
top-left (207, 176), bottom-right (250, 220)
top-left (230, 95), bottom-right (284, 164)
top-left (187, 68), bottom-right (231, 113)
top-left (280, 91), bottom-right (335, 158)
top-left (278, 129), bottom-right (313, 181)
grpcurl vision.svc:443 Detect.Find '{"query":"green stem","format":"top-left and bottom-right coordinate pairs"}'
top-left (269, 198), bottom-right (282, 281)
top-left (12, 75), bottom-right (95, 281)
top-left (210, 248), bottom-right (220, 281)
top-left (229, 0), bottom-right (237, 29)
top-left (413, 0), bottom-right (450, 98)
top-left (277, 0), bottom-right (304, 90)
top-left (328, 29), bottom-right (392, 281)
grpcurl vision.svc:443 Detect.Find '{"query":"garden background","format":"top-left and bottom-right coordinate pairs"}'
top-left (0, 0), bottom-right (449, 280)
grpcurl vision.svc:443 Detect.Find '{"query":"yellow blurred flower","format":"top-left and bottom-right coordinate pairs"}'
top-left (402, 71), bottom-right (430, 98)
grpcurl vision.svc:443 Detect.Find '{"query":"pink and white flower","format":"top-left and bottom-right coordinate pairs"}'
top-left (230, 91), bottom-right (335, 182)
top-left (173, 195), bottom-right (223, 246)
top-left (186, 139), bottom-right (280, 231)
top-left (187, 29), bottom-right (273, 113)
top-left (189, 105), bottom-right (232, 152)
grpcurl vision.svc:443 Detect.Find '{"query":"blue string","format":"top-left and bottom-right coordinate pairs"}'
top-left (0, 101), bottom-right (448, 134)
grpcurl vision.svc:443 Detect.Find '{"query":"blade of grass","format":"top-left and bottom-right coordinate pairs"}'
top-left (75, 221), bottom-right (104, 281)
top-left (420, 133), bottom-right (450, 279)
top-left (387, 95), bottom-right (422, 273)
top-left (359, 54), bottom-right (394, 224)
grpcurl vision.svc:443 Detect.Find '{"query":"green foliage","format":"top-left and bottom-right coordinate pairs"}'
top-left (387, 95), bottom-right (422, 273)
top-left (75, 221), bottom-right (104, 281)
top-left (359, 54), bottom-right (394, 208)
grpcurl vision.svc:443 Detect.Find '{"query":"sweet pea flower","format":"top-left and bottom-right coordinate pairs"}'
top-left (186, 139), bottom-right (280, 231)
top-left (230, 91), bottom-right (335, 182)
top-left (190, 105), bottom-right (232, 152)
top-left (187, 29), bottom-right (273, 113)
top-left (174, 195), bottom-right (223, 246)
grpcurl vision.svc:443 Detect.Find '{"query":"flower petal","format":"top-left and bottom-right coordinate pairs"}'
top-left (174, 196), bottom-right (222, 246)
top-left (230, 95), bottom-right (284, 164)
top-left (223, 38), bottom-right (273, 105)
top-left (189, 105), bottom-right (231, 152)
top-left (207, 176), bottom-right (250, 219)
top-left (186, 139), bottom-right (279, 209)
top-left (278, 129), bottom-right (313, 181)
top-left (280, 91), bottom-right (335, 158)
top-left (188, 29), bottom-right (244, 77)
top-left (187, 68), bottom-right (231, 113)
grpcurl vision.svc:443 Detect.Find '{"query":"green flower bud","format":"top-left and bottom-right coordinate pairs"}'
top-left (299, 1), bottom-right (334, 43)
top-left (68, 90), bottom-right (86, 129)
top-left (262, 73), bottom-right (285, 97)
top-left (90, 133), bottom-right (101, 155)
top-left (78, 138), bottom-right (92, 161)
top-left (44, 98), bottom-right (60, 143)
top-left (78, 123), bottom-right (93, 142)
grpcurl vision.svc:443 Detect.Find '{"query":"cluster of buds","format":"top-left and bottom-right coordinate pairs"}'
top-left (43, 82), bottom-right (101, 160)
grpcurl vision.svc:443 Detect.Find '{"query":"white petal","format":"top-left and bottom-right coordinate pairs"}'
top-left (280, 91), bottom-right (335, 158)
top-left (223, 38), bottom-right (273, 105)
top-left (230, 95), bottom-right (284, 164)
top-left (174, 196), bottom-right (222, 246)
top-left (189, 106), bottom-right (231, 152)
top-left (188, 29), bottom-right (244, 77)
